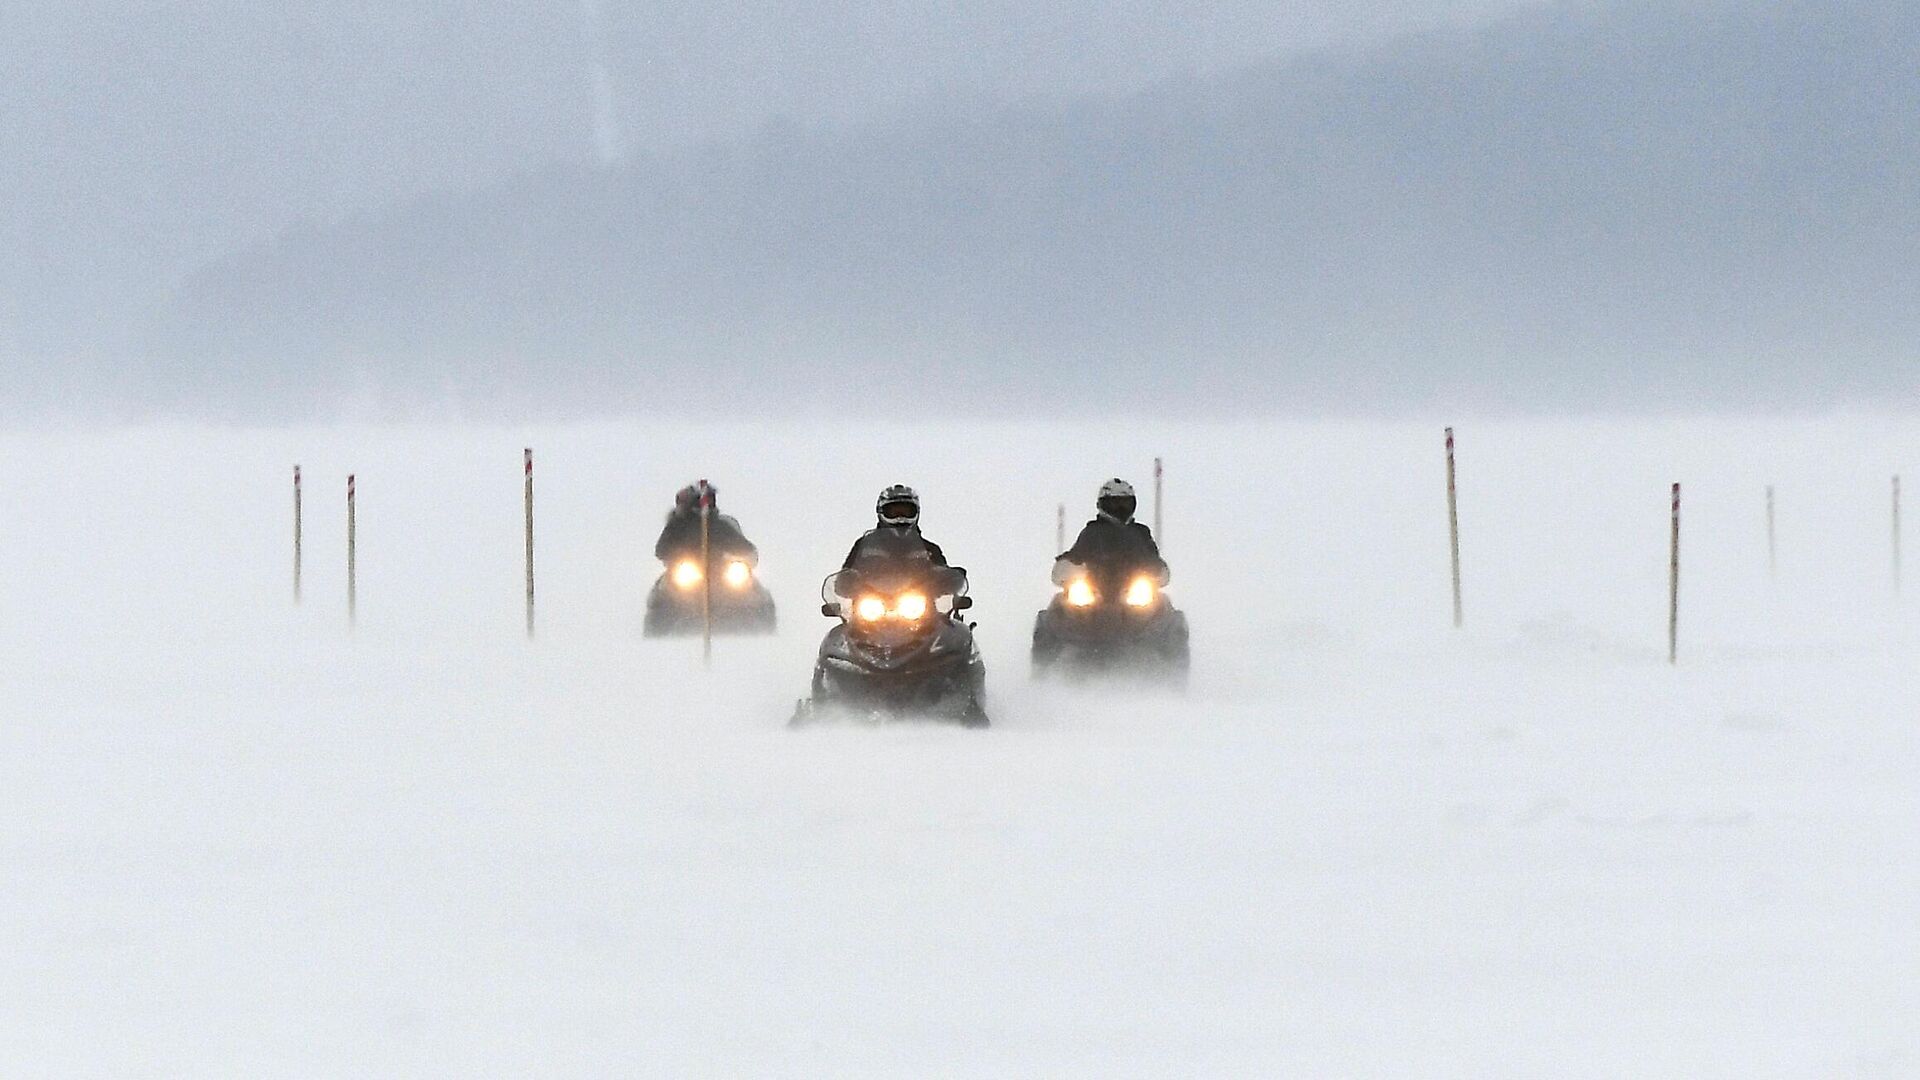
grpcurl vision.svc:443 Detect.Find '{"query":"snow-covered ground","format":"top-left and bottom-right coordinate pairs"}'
top-left (3, 417), bottom-right (1915, 1077)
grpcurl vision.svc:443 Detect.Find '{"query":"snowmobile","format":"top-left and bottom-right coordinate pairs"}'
top-left (1031, 559), bottom-right (1189, 683)
top-left (791, 561), bottom-right (988, 727)
top-left (643, 548), bottom-right (777, 636)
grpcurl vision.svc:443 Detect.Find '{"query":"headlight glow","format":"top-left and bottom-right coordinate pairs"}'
top-left (1125, 576), bottom-right (1157, 607)
top-left (894, 593), bottom-right (929, 621)
top-left (672, 560), bottom-right (703, 588)
top-left (855, 596), bottom-right (888, 622)
top-left (1065, 579), bottom-right (1096, 607)
top-left (723, 560), bottom-right (752, 588)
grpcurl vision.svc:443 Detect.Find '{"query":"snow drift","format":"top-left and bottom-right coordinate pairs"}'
top-left (1, 416), bottom-right (1914, 1076)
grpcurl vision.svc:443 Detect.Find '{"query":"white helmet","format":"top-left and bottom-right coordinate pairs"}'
top-left (1097, 478), bottom-right (1137, 523)
top-left (876, 484), bottom-right (921, 527)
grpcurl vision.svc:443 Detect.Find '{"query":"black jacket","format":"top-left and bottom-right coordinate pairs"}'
top-left (842, 524), bottom-right (947, 571)
top-left (655, 509), bottom-right (756, 563)
top-left (1061, 518), bottom-right (1166, 582)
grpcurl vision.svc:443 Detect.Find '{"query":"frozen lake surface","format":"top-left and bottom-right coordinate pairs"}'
top-left (2, 417), bottom-right (1915, 1076)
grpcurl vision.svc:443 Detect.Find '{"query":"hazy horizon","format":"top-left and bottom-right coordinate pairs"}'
top-left (5, 0), bottom-right (1914, 420)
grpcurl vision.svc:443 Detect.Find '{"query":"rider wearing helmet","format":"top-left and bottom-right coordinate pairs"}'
top-left (655, 480), bottom-right (756, 563)
top-left (842, 484), bottom-right (949, 570)
top-left (1057, 478), bottom-right (1166, 583)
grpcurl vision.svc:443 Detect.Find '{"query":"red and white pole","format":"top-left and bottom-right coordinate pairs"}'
top-left (347, 473), bottom-right (358, 629)
top-left (523, 449), bottom-right (536, 639)
top-left (293, 464), bottom-right (303, 604)
top-left (1445, 428), bottom-right (1462, 629)
top-left (1668, 482), bottom-right (1681, 665)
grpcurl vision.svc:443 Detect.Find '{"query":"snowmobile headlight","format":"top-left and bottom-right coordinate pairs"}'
top-left (1125, 577), bottom-right (1157, 607)
top-left (1065, 579), bottom-right (1096, 607)
top-left (672, 560), bottom-right (703, 588)
top-left (855, 596), bottom-right (889, 622)
top-left (894, 592), bottom-right (929, 621)
top-left (723, 560), bottom-right (752, 589)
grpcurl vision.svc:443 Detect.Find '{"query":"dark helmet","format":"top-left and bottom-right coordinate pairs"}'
top-left (675, 480), bottom-right (716, 512)
top-left (1096, 478), bottom-right (1137, 523)
top-left (876, 483), bottom-right (920, 527)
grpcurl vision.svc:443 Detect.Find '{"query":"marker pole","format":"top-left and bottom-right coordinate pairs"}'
top-left (1668, 483), bottom-right (1681, 665)
top-left (293, 465), bottom-right (303, 604)
top-left (699, 482), bottom-right (713, 668)
top-left (1153, 457), bottom-right (1164, 544)
top-left (1766, 484), bottom-right (1776, 580)
top-left (1446, 428), bottom-right (1463, 629)
top-left (524, 449), bottom-right (536, 639)
top-left (1894, 475), bottom-right (1903, 596)
top-left (347, 474), bottom-right (358, 629)
top-left (1056, 502), bottom-right (1066, 553)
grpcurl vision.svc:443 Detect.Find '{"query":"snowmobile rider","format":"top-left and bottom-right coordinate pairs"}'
top-left (655, 481), bottom-right (757, 564)
top-left (1055, 478), bottom-right (1168, 586)
top-left (840, 484), bottom-right (966, 594)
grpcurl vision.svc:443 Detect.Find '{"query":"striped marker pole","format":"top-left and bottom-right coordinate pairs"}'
top-left (1056, 502), bottom-right (1066, 553)
top-left (1446, 428), bottom-right (1463, 629)
top-left (1894, 475), bottom-right (1903, 596)
top-left (347, 474), bottom-right (358, 629)
top-left (293, 465), bottom-right (303, 604)
top-left (1669, 482), bottom-right (1681, 665)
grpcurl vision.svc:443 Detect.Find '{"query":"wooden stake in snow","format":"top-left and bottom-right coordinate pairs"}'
top-left (1668, 482), bottom-right (1681, 665)
top-left (293, 465), bottom-right (303, 604)
top-left (1445, 428), bottom-right (1463, 629)
top-left (523, 448), bottom-right (536, 639)
top-left (347, 473), bottom-right (358, 629)
top-left (1056, 502), bottom-right (1066, 553)
top-left (1766, 485), bottom-right (1776, 580)
top-left (699, 481), bottom-right (713, 668)
top-left (1894, 475), bottom-right (1903, 596)
top-left (1153, 457), bottom-right (1164, 544)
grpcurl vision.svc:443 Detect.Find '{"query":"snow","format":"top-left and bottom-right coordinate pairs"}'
top-left (2, 417), bottom-right (1915, 1077)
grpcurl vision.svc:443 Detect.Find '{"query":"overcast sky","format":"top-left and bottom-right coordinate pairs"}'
top-left (13, 0), bottom-right (1910, 419)
top-left (0, 0), bottom-right (1563, 362)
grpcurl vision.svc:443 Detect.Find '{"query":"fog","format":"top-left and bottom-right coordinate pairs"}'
top-left (7, 0), bottom-right (1914, 419)
top-left (2, 0), bottom-right (1542, 384)
top-left (4, 417), bottom-right (1916, 1073)
top-left (5, 7), bottom-right (1919, 1071)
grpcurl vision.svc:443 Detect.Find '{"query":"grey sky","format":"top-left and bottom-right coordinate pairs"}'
top-left (12, 0), bottom-right (1909, 419)
top-left (132, 0), bottom-right (1917, 419)
top-left (0, 0), bottom-right (1554, 362)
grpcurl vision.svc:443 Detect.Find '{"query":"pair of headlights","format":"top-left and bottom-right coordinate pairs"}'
top-left (1064, 577), bottom-right (1157, 608)
top-left (673, 559), bottom-right (753, 590)
top-left (853, 593), bottom-right (930, 623)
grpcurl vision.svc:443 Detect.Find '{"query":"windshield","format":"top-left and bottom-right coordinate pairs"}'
top-left (820, 566), bottom-right (967, 621)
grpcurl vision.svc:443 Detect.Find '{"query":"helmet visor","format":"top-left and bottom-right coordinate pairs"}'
top-left (1099, 495), bottom-right (1137, 521)
top-left (879, 501), bottom-right (919, 523)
